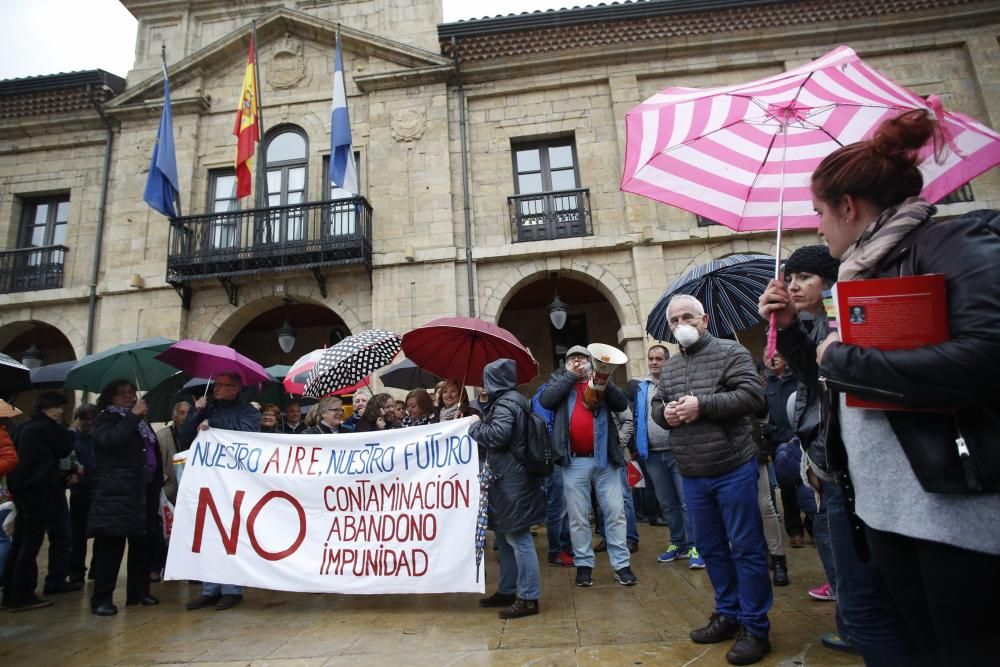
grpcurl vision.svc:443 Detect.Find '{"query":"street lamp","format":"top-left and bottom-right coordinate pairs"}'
top-left (277, 320), bottom-right (296, 353)
top-left (548, 274), bottom-right (567, 330)
top-left (21, 343), bottom-right (44, 369)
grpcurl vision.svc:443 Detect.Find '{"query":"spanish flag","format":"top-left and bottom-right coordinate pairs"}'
top-left (233, 35), bottom-right (259, 199)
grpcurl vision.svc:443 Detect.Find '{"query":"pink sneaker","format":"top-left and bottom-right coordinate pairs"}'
top-left (808, 583), bottom-right (836, 601)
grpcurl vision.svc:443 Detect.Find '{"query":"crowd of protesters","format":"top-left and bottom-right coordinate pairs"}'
top-left (1, 108), bottom-right (996, 665)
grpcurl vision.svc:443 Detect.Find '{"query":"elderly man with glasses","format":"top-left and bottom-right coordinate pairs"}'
top-left (178, 372), bottom-right (260, 612)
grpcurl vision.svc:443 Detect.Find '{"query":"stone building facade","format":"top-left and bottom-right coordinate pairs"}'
top-left (1, 0), bottom-right (998, 404)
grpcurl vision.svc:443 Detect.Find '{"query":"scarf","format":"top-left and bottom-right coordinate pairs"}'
top-left (566, 381), bottom-right (609, 468)
top-left (105, 405), bottom-right (157, 481)
top-left (838, 197), bottom-right (935, 281)
top-left (402, 413), bottom-right (431, 428)
top-left (438, 404), bottom-right (461, 422)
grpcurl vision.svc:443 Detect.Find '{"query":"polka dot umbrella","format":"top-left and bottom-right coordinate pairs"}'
top-left (302, 329), bottom-right (401, 398)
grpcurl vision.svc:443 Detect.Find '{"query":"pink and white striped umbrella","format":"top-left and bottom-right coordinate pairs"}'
top-left (621, 45), bottom-right (1000, 233)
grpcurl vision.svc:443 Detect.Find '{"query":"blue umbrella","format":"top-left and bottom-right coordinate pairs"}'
top-left (647, 254), bottom-right (774, 342)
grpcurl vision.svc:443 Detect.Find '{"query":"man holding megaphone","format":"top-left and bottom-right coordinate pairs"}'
top-left (539, 344), bottom-right (637, 589)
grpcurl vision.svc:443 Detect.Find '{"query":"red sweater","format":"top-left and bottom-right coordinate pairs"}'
top-left (568, 382), bottom-right (595, 456)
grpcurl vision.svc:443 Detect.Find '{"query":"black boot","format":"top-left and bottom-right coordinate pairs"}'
top-left (772, 555), bottom-right (789, 587)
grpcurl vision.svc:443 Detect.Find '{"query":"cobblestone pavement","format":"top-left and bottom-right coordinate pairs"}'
top-left (1, 524), bottom-right (862, 666)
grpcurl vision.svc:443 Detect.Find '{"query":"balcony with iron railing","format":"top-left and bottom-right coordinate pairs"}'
top-left (0, 245), bottom-right (69, 294)
top-left (167, 197), bottom-right (373, 285)
top-left (508, 188), bottom-right (592, 242)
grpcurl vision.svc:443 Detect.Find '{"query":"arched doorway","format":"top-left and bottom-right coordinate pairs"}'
top-left (498, 275), bottom-right (625, 394)
top-left (228, 302), bottom-right (349, 368)
top-left (1, 322), bottom-right (77, 419)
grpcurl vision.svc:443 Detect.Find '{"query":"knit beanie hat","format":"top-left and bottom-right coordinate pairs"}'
top-left (784, 245), bottom-right (840, 283)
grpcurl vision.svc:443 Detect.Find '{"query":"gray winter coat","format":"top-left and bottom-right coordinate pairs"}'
top-left (468, 359), bottom-right (546, 533)
top-left (651, 333), bottom-right (765, 477)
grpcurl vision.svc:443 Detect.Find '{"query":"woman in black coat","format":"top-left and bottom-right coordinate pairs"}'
top-left (88, 379), bottom-right (162, 616)
top-left (468, 359), bottom-right (545, 619)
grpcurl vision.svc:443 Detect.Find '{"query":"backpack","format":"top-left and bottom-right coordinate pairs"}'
top-left (498, 397), bottom-right (554, 478)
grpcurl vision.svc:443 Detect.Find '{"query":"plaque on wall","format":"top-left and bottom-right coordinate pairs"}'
top-left (391, 107), bottom-right (426, 142)
top-left (266, 33), bottom-right (308, 90)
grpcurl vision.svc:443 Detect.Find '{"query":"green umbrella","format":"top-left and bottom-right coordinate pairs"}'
top-left (64, 336), bottom-right (178, 392)
top-left (265, 364), bottom-right (291, 381)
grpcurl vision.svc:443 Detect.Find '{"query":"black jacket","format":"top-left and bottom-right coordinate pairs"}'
top-left (89, 411), bottom-right (163, 537)
top-left (651, 333), bottom-right (765, 477)
top-left (763, 371), bottom-right (797, 454)
top-left (538, 368), bottom-right (628, 468)
top-left (468, 359), bottom-right (546, 533)
top-left (819, 209), bottom-right (1000, 494)
top-left (7, 415), bottom-right (74, 497)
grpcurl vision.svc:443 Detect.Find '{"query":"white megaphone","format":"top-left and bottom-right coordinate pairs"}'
top-left (584, 343), bottom-right (628, 409)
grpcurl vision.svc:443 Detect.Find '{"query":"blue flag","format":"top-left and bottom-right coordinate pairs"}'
top-left (143, 64), bottom-right (180, 217)
top-left (329, 31), bottom-right (358, 195)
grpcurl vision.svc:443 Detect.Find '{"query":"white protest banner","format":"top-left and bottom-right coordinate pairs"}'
top-left (165, 418), bottom-right (483, 594)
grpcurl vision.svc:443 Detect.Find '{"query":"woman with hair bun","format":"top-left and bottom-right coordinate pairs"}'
top-left (760, 109), bottom-right (1000, 666)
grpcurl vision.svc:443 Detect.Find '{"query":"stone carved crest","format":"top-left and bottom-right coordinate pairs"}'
top-left (266, 33), bottom-right (307, 90)
top-left (391, 107), bottom-right (426, 142)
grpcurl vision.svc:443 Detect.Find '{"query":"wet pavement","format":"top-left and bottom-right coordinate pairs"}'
top-left (1, 524), bottom-right (861, 666)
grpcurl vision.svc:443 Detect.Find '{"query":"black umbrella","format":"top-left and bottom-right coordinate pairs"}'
top-left (0, 353), bottom-right (31, 397)
top-left (29, 360), bottom-right (78, 389)
top-left (303, 329), bottom-right (401, 398)
top-left (378, 359), bottom-right (440, 390)
top-left (646, 254), bottom-right (775, 342)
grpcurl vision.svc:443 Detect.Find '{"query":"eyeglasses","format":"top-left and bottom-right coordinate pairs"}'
top-left (326, 408), bottom-right (344, 414)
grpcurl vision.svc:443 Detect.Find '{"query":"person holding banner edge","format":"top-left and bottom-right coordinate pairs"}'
top-left (468, 358), bottom-right (545, 619)
top-left (180, 372), bottom-right (260, 611)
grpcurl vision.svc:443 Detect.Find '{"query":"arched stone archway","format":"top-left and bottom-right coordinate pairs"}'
top-left (479, 258), bottom-right (640, 336)
top-left (0, 313), bottom-right (86, 360)
top-left (194, 289), bottom-right (365, 348)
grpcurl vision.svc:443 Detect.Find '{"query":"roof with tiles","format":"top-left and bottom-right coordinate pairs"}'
top-left (0, 70), bottom-right (126, 120)
top-left (439, 0), bottom-right (984, 63)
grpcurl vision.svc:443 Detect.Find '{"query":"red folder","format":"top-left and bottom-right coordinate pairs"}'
top-left (835, 274), bottom-right (948, 410)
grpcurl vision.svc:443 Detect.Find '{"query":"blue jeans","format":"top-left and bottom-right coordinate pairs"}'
top-left (563, 457), bottom-right (629, 570)
top-left (496, 529), bottom-right (541, 600)
top-left (596, 466), bottom-right (640, 544)
top-left (544, 467), bottom-right (571, 555)
top-left (204, 581), bottom-right (243, 596)
top-left (645, 450), bottom-right (695, 551)
top-left (825, 479), bottom-right (920, 666)
top-left (813, 479), bottom-right (843, 637)
top-left (683, 460), bottom-right (772, 638)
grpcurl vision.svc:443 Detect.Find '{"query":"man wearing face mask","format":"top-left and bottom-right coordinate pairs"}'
top-left (539, 346), bottom-right (636, 588)
top-left (651, 295), bottom-right (770, 666)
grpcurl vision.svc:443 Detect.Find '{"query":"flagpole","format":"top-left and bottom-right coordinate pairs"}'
top-left (161, 45), bottom-right (182, 217)
top-left (252, 21), bottom-right (266, 210)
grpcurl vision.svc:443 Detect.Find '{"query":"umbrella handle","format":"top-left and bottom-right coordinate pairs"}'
top-left (765, 313), bottom-right (778, 359)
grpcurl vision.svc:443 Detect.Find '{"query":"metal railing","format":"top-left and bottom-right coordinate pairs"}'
top-left (166, 197), bottom-right (373, 282)
top-left (0, 245), bottom-right (69, 294)
top-left (507, 188), bottom-right (592, 242)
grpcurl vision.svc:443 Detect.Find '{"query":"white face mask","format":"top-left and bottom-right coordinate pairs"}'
top-left (673, 323), bottom-right (701, 348)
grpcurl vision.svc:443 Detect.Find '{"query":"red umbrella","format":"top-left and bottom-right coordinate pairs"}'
top-left (402, 317), bottom-right (538, 386)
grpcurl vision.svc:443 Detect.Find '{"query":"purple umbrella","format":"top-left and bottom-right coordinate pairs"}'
top-left (154, 339), bottom-right (272, 387)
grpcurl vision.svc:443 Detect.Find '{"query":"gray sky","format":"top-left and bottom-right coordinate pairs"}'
top-left (0, 0), bottom-right (585, 80)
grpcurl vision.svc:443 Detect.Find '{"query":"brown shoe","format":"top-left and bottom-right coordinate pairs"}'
top-left (498, 598), bottom-right (539, 619)
top-left (478, 591), bottom-right (516, 608)
top-left (185, 595), bottom-right (220, 610)
top-left (215, 594), bottom-right (243, 610)
top-left (789, 534), bottom-right (804, 548)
